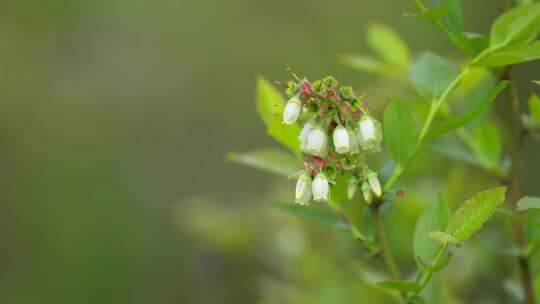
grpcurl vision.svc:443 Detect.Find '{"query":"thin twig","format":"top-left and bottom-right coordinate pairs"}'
top-left (412, 243), bottom-right (449, 298)
top-left (504, 68), bottom-right (535, 304)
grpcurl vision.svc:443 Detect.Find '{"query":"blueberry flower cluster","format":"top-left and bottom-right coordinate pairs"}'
top-left (282, 75), bottom-right (383, 205)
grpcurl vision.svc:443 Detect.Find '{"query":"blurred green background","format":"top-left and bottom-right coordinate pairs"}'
top-left (0, 0), bottom-right (538, 303)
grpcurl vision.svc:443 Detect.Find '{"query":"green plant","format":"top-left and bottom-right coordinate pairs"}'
top-left (231, 1), bottom-right (540, 303)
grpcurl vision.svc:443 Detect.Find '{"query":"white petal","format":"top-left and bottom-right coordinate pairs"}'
top-left (348, 130), bottom-right (359, 154)
top-left (368, 175), bottom-right (382, 197)
top-left (362, 182), bottom-right (372, 203)
top-left (295, 188), bottom-right (312, 205)
top-left (347, 176), bottom-right (358, 199)
top-left (299, 122), bottom-right (314, 151)
top-left (283, 101), bottom-right (301, 125)
top-left (312, 173), bottom-right (329, 201)
top-left (359, 119), bottom-right (375, 140)
top-left (357, 116), bottom-right (382, 152)
top-left (307, 128), bottom-right (327, 155)
top-left (295, 178), bottom-right (308, 200)
top-left (333, 126), bottom-right (350, 154)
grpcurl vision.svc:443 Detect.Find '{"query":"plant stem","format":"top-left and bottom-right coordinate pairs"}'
top-left (383, 168), bottom-right (402, 191)
top-left (418, 67), bottom-right (470, 141)
top-left (495, 207), bottom-right (527, 223)
top-left (384, 65), bottom-right (472, 191)
top-left (383, 46), bottom-right (494, 191)
top-left (409, 0), bottom-right (466, 52)
top-left (505, 69), bottom-right (535, 304)
top-left (413, 243), bottom-right (448, 297)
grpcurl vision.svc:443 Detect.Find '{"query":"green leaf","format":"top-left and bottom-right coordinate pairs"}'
top-left (533, 80), bottom-right (540, 86)
top-left (426, 0), bottom-right (463, 33)
top-left (338, 54), bottom-right (403, 77)
top-left (409, 52), bottom-right (460, 100)
top-left (417, 1), bottom-right (487, 56)
top-left (272, 202), bottom-right (349, 231)
top-left (471, 121), bottom-right (502, 170)
top-left (462, 32), bottom-right (490, 56)
top-left (457, 70), bottom-right (496, 113)
top-left (342, 199), bottom-right (369, 240)
top-left (383, 101), bottom-right (419, 171)
top-left (474, 41), bottom-right (540, 67)
top-left (256, 76), bottom-right (301, 153)
top-left (367, 23), bottom-right (411, 69)
top-left (425, 137), bottom-right (481, 167)
top-left (256, 76), bottom-right (285, 125)
top-left (414, 197), bottom-right (451, 264)
top-left (446, 186), bottom-right (507, 243)
top-left (409, 297), bottom-right (427, 304)
top-left (426, 81), bottom-right (509, 139)
top-left (227, 149), bottom-right (299, 177)
top-left (329, 173), bottom-right (351, 204)
top-left (489, 3), bottom-right (540, 48)
top-left (516, 196), bottom-right (540, 212)
top-left (377, 280), bottom-right (421, 293)
top-left (527, 210), bottom-right (540, 246)
top-left (268, 116), bottom-right (301, 154)
top-left (528, 94), bottom-right (540, 122)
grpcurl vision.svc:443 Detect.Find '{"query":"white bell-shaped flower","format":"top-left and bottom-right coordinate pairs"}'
top-left (283, 96), bottom-right (301, 125)
top-left (332, 125), bottom-right (350, 154)
top-left (357, 115), bottom-right (383, 152)
top-left (367, 172), bottom-right (382, 197)
top-left (306, 127), bottom-right (328, 156)
top-left (347, 175), bottom-right (358, 200)
top-left (361, 182), bottom-right (372, 204)
top-left (359, 117), bottom-right (375, 139)
top-left (295, 172), bottom-right (312, 205)
top-left (348, 129), bottom-right (360, 154)
top-left (299, 122), bottom-right (314, 152)
top-left (312, 172), bottom-right (329, 202)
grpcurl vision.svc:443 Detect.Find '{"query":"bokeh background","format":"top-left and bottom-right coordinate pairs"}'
top-left (0, 0), bottom-right (539, 303)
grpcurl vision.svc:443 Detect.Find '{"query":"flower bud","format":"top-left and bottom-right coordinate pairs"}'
top-left (306, 126), bottom-right (328, 156)
top-left (367, 172), bottom-right (382, 197)
top-left (332, 125), bottom-right (350, 154)
top-left (312, 172), bottom-right (329, 202)
top-left (299, 122), bottom-right (314, 152)
top-left (348, 129), bottom-right (359, 154)
top-left (357, 115), bottom-right (382, 152)
top-left (347, 175), bottom-right (358, 200)
top-left (283, 96), bottom-right (301, 125)
top-left (339, 85), bottom-right (354, 99)
top-left (361, 182), bottom-right (372, 204)
top-left (295, 172), bottom-right (312, 205)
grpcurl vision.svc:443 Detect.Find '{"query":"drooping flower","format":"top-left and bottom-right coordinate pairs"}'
top-left (357, 115), bottom-right (383, 152)
top-left (347, 175), bottom-right (358, 200)
top-left (367, 172), bottom-right (382, 197)
top-left (283, 96), bottom-right (301, 125)
top-left (332, 125), bottom-right (350, 154)
top-left (361, 181), bottom-right (372, 204)
top-left (299, 122), bottom-right (314, 152)
top-left (312, 172), bottom-right (329, 202)
top-left (348, 128), bottom-right (359, 154)
top-left (295, 172), bottom-right (312, 205)
top-left (306, 126), bottom-right (328, 156)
